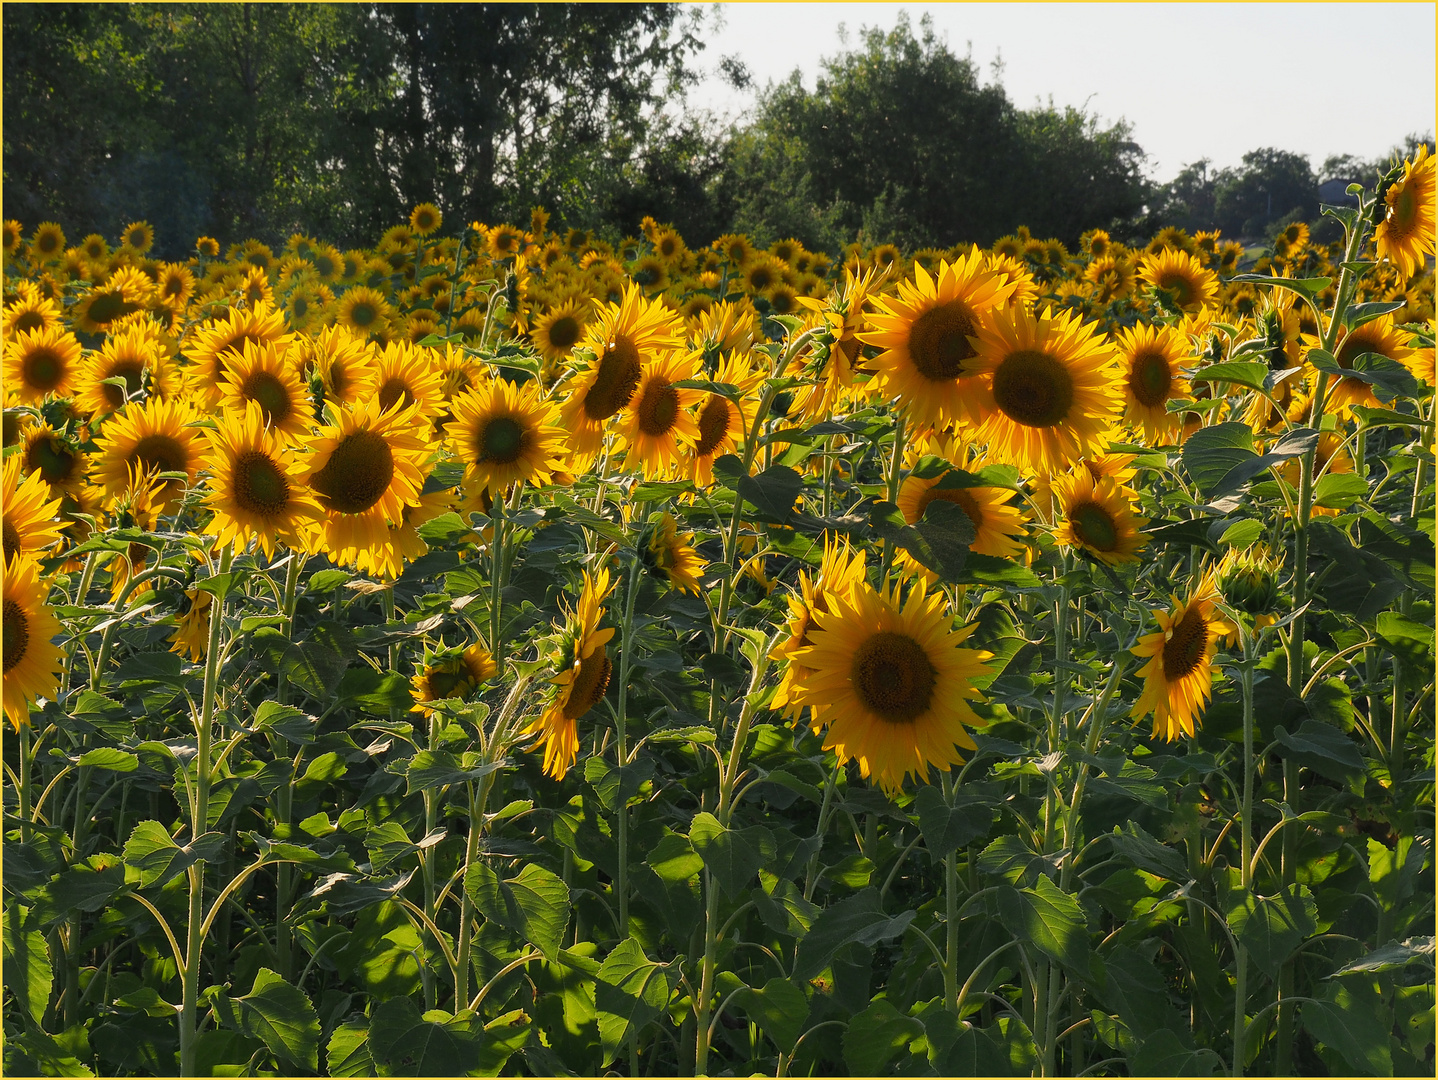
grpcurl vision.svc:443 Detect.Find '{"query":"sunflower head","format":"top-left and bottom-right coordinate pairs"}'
top-left (1375, 144), bottom-right (1436, 278)
top-left (3, 554), bottom-right (64, 729)
top-left (1131, 572), bottom-right (1235, 742)
top-left (640, 512), bottom-right (704, 595)
top-left (409, 203), bottom-right (443, 237)
top-left (1050, 467), bottom-right (1148, 567)
top-left (410, 643), bottom-right (496, 715)
top-left (1216, 543), bottom-right (1281, 616)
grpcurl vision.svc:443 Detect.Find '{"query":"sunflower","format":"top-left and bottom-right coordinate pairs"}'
top-left (690, 299), bottom-right (758, 360)
top-left (215, 340), bottom-right (312, 444)
top-left (1083, 255), bottom-right (1136, 305)
top-left (969, 305), bottom-right (1121, 474)
top-left (526, 565), bottom-right (617, 779)
top-left (641, 513), bottom-right (704, 594)
top-left (410, 643), bottom-right (496, 716)
top-left (1139, 249), bottom-right (1218, 313)
top-left (619, 350), bottom-right (703, 479)
top-left (1132, 572), bottom-right (1234, 741)
top-left (1050, 467), bottom-right (1148, 566)
top-left (183, 301), bottom-right (293, 408)
top-left (560, 283), bottom-right (684, 463)
top-left (18, 424), bottom-right (88, 498)
top-left (793, 266), bottom-right (881, 422)
top-left (1376, 145), bottom-right (1436, 278)
top-left (2, 555), bottom-right (64, 730)
top-left (336, 286), bottom-right (393, 338)
top-left (199, 401), bottom-right (323, 559)
top-left (75, 322), bottom-right (181, 418)
top-left (154, 262), bottom-right (196, 311)
top-left (353, 487), bottom-right (456, 580)
top-left (789, 578), bottom-right (990, 795)
top-left (2, 220), bottom-right (22, 257)
top-left (297, 397), bottom-right (433, 572)
top-left (1114, 322), bottom-right (1192, 444)
top-left (119, 221), bottom-right (155, 254)
top-left (631, 254), bottom-right (669, 293)
top-left (168, 588), bottom-right (213, 662)
top-left (859, 251), bottom-right (1018, 428)
top-left (2, 325), bottom-right (81, 404)
top-left (984, 252), bottom-right (1040, 309)
top-left (72, 266), bottom-right (154, 334)
top-left (30, 222), bottom-right (65, 262)
top-left (369, 340), bottom-right (446, 419)
top-left (530, 299), bottom-right (590, 362)
top-left (409, 202), bottom-right (443, 238)
top-left (304, 325), bottom-right (379, 408)
top-left (3, 457), bottom-right (65, 565)
top-left (896, 465), bottom-right (1029, 563)
top-left (714, 233), bottom-right (756, 267)
top-left (447, 377), bottom-right (567, 493)
top-left (92, 396), bottom-right (203, 514)
top-left (3, 285), bottom-right (62, 338)
top-left (1324, 314), bottom-right (1415, 415)
top-left (686, 351), bottom-right (765, 487)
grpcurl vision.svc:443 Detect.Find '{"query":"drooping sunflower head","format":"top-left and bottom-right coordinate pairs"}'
top-left (447, 376), bottom-right (567, 493)
top-left (970, 305), bottom-right (1122, 474)
top-left (410, 643), bottom-right (496, 716)
top-left (641, 512), bottom-right (704, 595)
top-left (1131, 571), bottom-right (1235, 741)
top-left (2, 325), bottom-right (82, 405)
top-left (1114, 322), bottom-right (1193, 445)
top-left (2, 554), bottom-right (64, 730)
top-left (789, 578), bottom-right (990, 795)
top-left (1376, 144), bottom-right (1436, 279)
top-left (168, 588), bottom-right (213, 663)
top-left (1139, 249), bottom-right (1218, 313)
top-left (1050, 467), bottom-right (1148, 567)
top-left (859, 248), bottom-right (1020, 428)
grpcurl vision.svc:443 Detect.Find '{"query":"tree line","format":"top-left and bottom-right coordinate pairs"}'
top-left (3, 3), bottom-right (1430, 258)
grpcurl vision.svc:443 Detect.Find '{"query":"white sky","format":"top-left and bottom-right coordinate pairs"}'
top-left (686, 2), bottom-right (1437, 181)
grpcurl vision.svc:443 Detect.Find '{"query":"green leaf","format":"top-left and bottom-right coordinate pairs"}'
top-left (1129, 1027), bottom-right (1222, 1076)
top-left (1218, 519), bottom-right (1264, 548)
top-left (793, 887), bottom-right (917, 981)
top-left (1229, 273), bottom-right (1331, 300)
top-left (1312, 472), bottom-right (1368, 510)
top-left (338, 667), bottom-right (415, 714)
top-left (1208, 426), bottom-right (1318, 498)
top-left (123, 821), bottom-right (226, 888)
top-left (402, 750), bottom-right (504, 795)
top-left (1309, 348), bottom-right (1420, 402)
top-left (593, 938), bottom-right (680, 1067)
top-left (1346, 299), bottom-right (1407, 327)
top-left (251, 700), bottom-right (317, 743)
top-left (999, 876), bottom-right (1090, 974)
top-left (237, 967), bottom-right (321, 1072)
top-left (1096, 944), bottom-right (1182, 1040)
top-left (738, 978), bottom-right (809, 1053)
top-left (688, 812), bottom-right (771, 900)
top-left (913, 787), bottom-right (991, 859)
top-left (1226, 884), bottom-right (1318, 980)
top-left (367, 998), bottom-right (475, 1077)
top-left (644, 830), bottom-right (704, 883)
top-left (1333, 937), bottom-right (1435, 976)
top-left (1300, 977), bottom-right (1394, 1076)
top-left (463, 861), bottom-right (571, 961)
top-left (76, 747), bottom-right (138, 772)
top-left (1190, 361), bottom-right (1270, 392)
top-left (1375, 612), bottom-right (1434, 666)
top-left (2, 904), bottom-right (51, 1023)
top-left (868, 499), bottom-right (975, 582)
top-left (584, 755), bottom-right (655, 812)
top-left (842, 998), bottom-right (924, 1076)
top-left (1181, 422), bottom-right (1256, 496)
top-left (736, 464), bottom-right (803, 523)
top-left (1104, 822), bottom-right (1191, 882)
top-left (1273, 720), bottom-right (1365, 783)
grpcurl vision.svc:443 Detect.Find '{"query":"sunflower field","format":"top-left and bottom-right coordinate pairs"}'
top-left (1, 147), bottom-right (1435, 1079)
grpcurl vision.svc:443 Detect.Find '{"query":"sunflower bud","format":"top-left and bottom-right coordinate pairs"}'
top-left (1217, 544), bottom-right (1281, 615)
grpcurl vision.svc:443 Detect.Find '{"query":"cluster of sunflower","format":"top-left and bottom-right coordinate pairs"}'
top-left (3, 142), bottom-right (1434, 803)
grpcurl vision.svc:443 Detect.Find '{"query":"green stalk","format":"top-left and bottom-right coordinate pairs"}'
top-left (877, 408), bottom-right (908, 582)
top-left (179, 546), bottom-right (231, 1077)
top-left (18, 724), bottom-right (32, 843)
top-left (612, 554), bottom-right (643, 941)
top-left (941, 773), bottom-right (959, 1013)
top-left (273, 553), bottom-right (303, 980)
top-left (454, 772), bottom-right (493, 1010)
top-left (1234, 628), bottom-right (1257, 1078)
top-left (489, 490), bottom-right (506, 658)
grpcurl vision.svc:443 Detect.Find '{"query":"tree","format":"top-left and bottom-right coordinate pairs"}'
top-left (1212, 147), bottom-right (1318, 238)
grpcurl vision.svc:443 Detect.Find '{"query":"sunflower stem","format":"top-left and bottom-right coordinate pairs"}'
top-left (942, 772), bottom-right (959, 1013)
top-left (179, 545), bottom-right (230, 1078)
top-left (879, 407), bottom-right (908, 582)
top-left (613, 552), bottom-right (643, 941)
top-left (490, 488), bottom-right (506, 660)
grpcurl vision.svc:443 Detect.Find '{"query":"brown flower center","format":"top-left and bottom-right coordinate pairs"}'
top-left (2, 598), bottom-right (28, 672)
top-left (851, 630), bottom-right (936, 724)
top-left (1128, 350), bottom-right (1173, 407)
top-left (545, 315), bottom-right (582, 352)
top-left (101, 360), bottom-right (146, 410)
top-left (636, 377), bottom-right (680, 437)
top-left (907, 300), bottom-right (978, 381)
top-left (582, 335), bottom-right (642, 420)
top-left (1068, 501), bottom-right (1119, 552)
top-left (694, 397), bottom-right (732, 457)
top-left (129, 433), bottom-right (188, 477)
top-left (3, 520), bottom-right (21, 564)
top-left (478, 415), bottom-right (527, 465)
top-left (917, 483), bottom-right (983, 535)
top-left (311, 429), bottom-right (394, 515)
top-left (21, 346), bottom-right (66, 391)
top-left (377, 376), bottom-right (415, 414)
top-left (25, 437), bottom-right (78, 486)
top-left (991, 349), bottom-right (1075, 427)
top-left (232, 450), bottom-right (291, 517)
top-left (1163, 607), bottom-right (1210, 681)
top-left (241, 369), bottom-right (293, 424)
top-left (562, 648), bottom-right (612, 721)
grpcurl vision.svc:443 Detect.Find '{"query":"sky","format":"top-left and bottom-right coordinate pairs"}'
top-left (686, 2), bottom-right (1437, 181)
